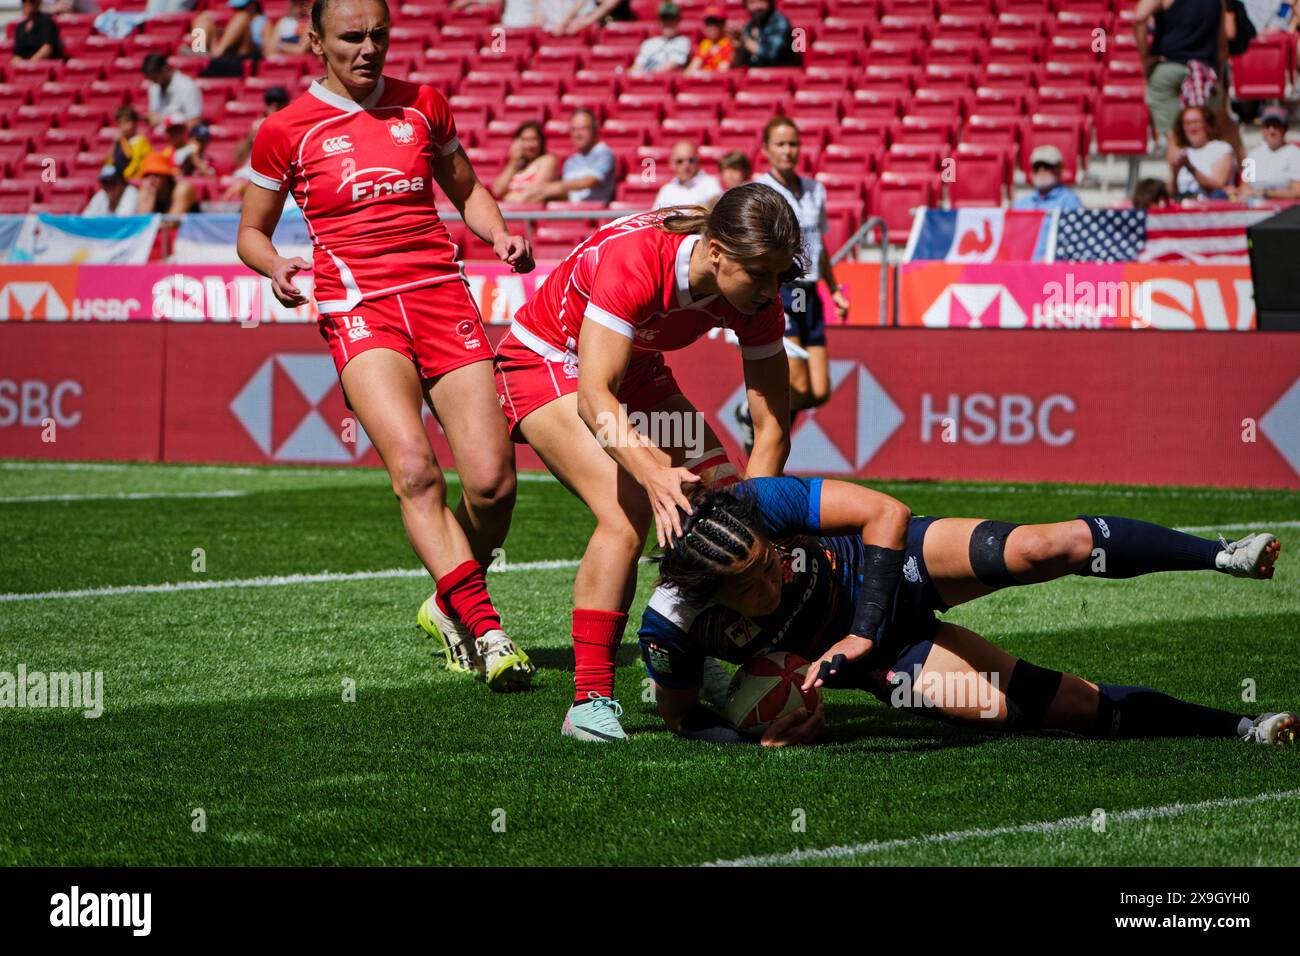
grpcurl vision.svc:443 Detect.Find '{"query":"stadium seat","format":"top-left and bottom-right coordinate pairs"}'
top-left (1232, 34), bottom-right (1290, 100)
top-left (1094, 86), bottom-right (1149, 155)
top-left (948, 143), bottom-right (1006, 207)
top-left (872, 172), bottom-right (935, 243)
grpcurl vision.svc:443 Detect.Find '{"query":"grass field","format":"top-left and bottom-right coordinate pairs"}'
top-left (1, 459), bottom-right (1297, 866)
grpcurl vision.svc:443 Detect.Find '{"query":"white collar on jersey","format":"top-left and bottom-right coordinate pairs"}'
top-left (308, 76), bottom-right (387, 113)
top-left (674, 233), bottom-right (717, 309)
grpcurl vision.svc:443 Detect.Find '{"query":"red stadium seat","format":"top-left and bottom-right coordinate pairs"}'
top-left (872, 172), bottom-right (935, 243)
top-left (1231, 34), bottom-right (1290, 100)
top-left (949, 143), bottom-right (1006, 206)
top-left (1022, 114), bottom-right (1086, 183)
top-left (1094, 86), bottom-right (1149, 155)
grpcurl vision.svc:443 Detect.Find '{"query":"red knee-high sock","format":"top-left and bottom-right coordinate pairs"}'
top-left (572, 608), bottom-right (627, 704)
top-left (435, 560), bottom-right (501, 639)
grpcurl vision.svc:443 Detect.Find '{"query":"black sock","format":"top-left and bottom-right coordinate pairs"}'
top-left (1093, 683), bottom-right (1248, 739)
top-left (1077, 515), bottom-right (1220, 578)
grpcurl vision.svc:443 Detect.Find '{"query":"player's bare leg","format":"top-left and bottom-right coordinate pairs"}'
top-left (343, 349), bottom-right (530, 690)
top-left (889, 623), bottom-right (1288, 743)
top-left (425, 360), bottom-right (517, 565)
top-left (521, 393), bottom-right (658, 740)
top-left (789, 343), bottom-right (830, 413)
top-left (921, 516), bottom-right (1279, 609)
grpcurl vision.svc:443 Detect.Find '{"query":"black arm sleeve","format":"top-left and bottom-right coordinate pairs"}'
top-left (676, 705), bottom-right (753, 744)
top-left (850, 544), bottom-right (906, 639)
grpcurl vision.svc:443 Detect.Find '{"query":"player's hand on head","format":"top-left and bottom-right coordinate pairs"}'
top-left (802, 635), bottom-right (874, 692)
top-left (647, 465), bottom-right (700, 548)
top-left (495, 234), bottom-right (534, 274)
top-left (760, 702), bottom-right (824, 747)
top-left (270, 256), bottom-right (310, 307)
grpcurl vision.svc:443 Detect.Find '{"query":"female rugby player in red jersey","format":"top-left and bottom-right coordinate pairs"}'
top-left (237, 0), bottom-right (536, 691)
top-left (494, 184), bottom-right (806, 740)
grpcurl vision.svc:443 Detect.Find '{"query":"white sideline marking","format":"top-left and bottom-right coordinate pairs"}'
top-left (704, 788), bottom-right (1300, 867)
top-left (1178, 520), bottom-right (1300, 533)
top-left (0, 558), bottom-right (623, 603)
top-left (0, 490), bottom-right (250, 504)
top-left (0, 461), bottom-right (557, 482)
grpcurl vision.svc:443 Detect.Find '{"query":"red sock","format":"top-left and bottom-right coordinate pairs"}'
top-left (435, 560), bottom-right (501, 639)
top-left (688, 447), bottom-right (740, 489)
top-left (572, 608), bottom-right (627, 704)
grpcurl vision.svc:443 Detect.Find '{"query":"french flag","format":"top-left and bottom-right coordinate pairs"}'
top-left (904, 209), bottom-right (1055, 263)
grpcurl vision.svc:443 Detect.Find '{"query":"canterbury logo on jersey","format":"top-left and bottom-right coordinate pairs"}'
top-left (339, 166), bottom-right (426, 202)
top-left (339, 314), bottom-right (371, 341)
top-left (323, 136), bottom-right (352, 154)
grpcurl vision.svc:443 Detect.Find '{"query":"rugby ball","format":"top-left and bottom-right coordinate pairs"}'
top-left (722, 652), bottom-right (820, 736)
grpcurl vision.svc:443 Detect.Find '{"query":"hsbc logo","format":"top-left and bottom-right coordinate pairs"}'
top-left (389, 121), bottom-right (415, 145)
top-left (323, 135), bottom-right (353, 154)
top-left (230, 354), bottom-right (372, 463)
top-left (0, 282), bottom-right (69, 320)
top-left (921, 285), bottom-right (1028, 329)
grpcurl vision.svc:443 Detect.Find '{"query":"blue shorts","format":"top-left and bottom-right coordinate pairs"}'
top-left (846, 515), bottom-right (948, 701)
top-left (781, 281), bottom-right (826, 348)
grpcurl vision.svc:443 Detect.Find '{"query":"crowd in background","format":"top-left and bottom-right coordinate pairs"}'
top-left (4, 0), bottom-right (1299, 219)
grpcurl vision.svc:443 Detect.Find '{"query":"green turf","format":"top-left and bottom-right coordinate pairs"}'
top-left (0, 459), bottom-right (1297, 866)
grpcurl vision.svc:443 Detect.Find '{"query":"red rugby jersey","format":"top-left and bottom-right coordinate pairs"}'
top-left (249, 75), bottom-right (465, 314)
top-left (510, 211), bottom-right (785, 363)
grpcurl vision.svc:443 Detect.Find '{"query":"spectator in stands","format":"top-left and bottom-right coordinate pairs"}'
top-left (481, 0), bottom-right (572, 30)
top-left (630, 3), bottom-right (691, 73)
top-left (1237, 106), bottom-right (1300, 199)
top-left (1012, 145), bottom-right (1083, 211)
top-left (652, 140), bottom-right (722, 209)
top-left (1132, 177), bottom-right (1173, 208)
top-left (105, 105), bottom-right (153, 180)
top-left (520, 109), bottom-right (616, 204)
top-left (42, 0), bottom-right (99, 12)
top-left (142, 53), bottom-right (204, 128)
top-left (135, 152), bottom-right (200, 215)
top-left (83, 165), bottom-right (140, 216)
top-left (164, 115), bottom-right (216, 177)
top-left (191, 0), bottom-right (271, 76)
top-left (730, 0), bottom-right (801, 68)
top-left (555, 0), bottom-right (635, 34)
top-left (222, 85), bottom-right (290, 201)
top-left (145, 0), bottom-right (197, 12)
top-left (717, 150), bottom-right (752, 189)
top-left (13, 0), bottom-right (64, 61)
top-left (686, 6), bottom-right (733, 73)
top-left (1168, 104), bottom-right (1237, 198)
top-left (1135, 0), bottom-right (1245, 159)
top-left (492, 120), bottom-right (560, 203)
top-left (264, 0), bottom-right (312, 55)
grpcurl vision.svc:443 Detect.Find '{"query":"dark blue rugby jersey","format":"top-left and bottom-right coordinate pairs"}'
top-left (639, 477), bottom-right (872, 690)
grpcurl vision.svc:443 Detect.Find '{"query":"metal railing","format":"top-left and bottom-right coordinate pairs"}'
top-left (831, 215), bottom-right (891, 327)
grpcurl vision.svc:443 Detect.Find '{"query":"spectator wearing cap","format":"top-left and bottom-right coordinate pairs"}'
top-left (164, 115), bottom-right (216, 177)
top-left (83, 166), bottom-right (140, 217)
top-left (630, 3), bottom-right (692, 73)
top-left (223, 86), bottom-right (292, 201)
top-left (687, 6), bottom-right (734, 72)
top-left (136, 152), bottom-right (200, 215)
top-left (652, 140), bottom-right (722, 209)
top-left (717, 150), bottom-right (752, 189)
top-left (1237, 106), bottom-right (1300, 200)
top-left (522, 109), bottom-right (617, 204)
top-left (1012, 145), bottom-right (1083, 210)
top-left (142, 53), bottom-right (204, 129)
top-left (13, 0), bottom-right (64, 61)
top-left (1167, 104), bottom-right (1236, 199)
top-left (731, 0), bottom-right (801, 68)
top-left (105, 105), bottom-right (153, 180)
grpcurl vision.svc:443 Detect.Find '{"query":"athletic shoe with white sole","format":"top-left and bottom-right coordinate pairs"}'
top-left (700, 657), bottom-right (733, 711)
top-left (476, 629), bottom-right (535, 693)
top-left (733, 400), bottom-right (755, 456)
top-left (1216, 532), bottom-right (1281, 579)
top-left (418, 595), bottom-right (482, 676)
top-left (1241, 712), bottom-right (1297, 745)
top-left (562, 693), bottom-right (627, 742)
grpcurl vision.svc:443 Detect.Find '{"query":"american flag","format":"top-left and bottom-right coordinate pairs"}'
top-left (1138, 207), bottom-right (1277, 264)
top-left (1052, 206), bottom-right (1279, 264)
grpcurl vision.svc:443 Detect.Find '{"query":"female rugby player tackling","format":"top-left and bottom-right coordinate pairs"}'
top-left (640, 478), bottom-right (1292, 747)
top-left (494, 185), bottom-right (804, 741)
top-left (237, 0), bottom-right (535, 691)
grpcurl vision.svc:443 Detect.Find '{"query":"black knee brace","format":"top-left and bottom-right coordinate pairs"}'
top-left (1003, 660), bottom-right (1064, 731)
top-left (968, 519), bottom-right (1023, 589)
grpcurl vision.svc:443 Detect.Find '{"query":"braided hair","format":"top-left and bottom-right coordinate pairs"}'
top-left (656, 487), bottom-right (768, 602)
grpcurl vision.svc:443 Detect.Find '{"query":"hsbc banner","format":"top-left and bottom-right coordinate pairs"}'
top-left (0, 325), bottom-right (165, 460)
top-left (0, 262), bottom-right (890, 326)
top-left (900, 263), bottom-right (1256, 330)
top-left (3, 324), bottom-right (1297, 489)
